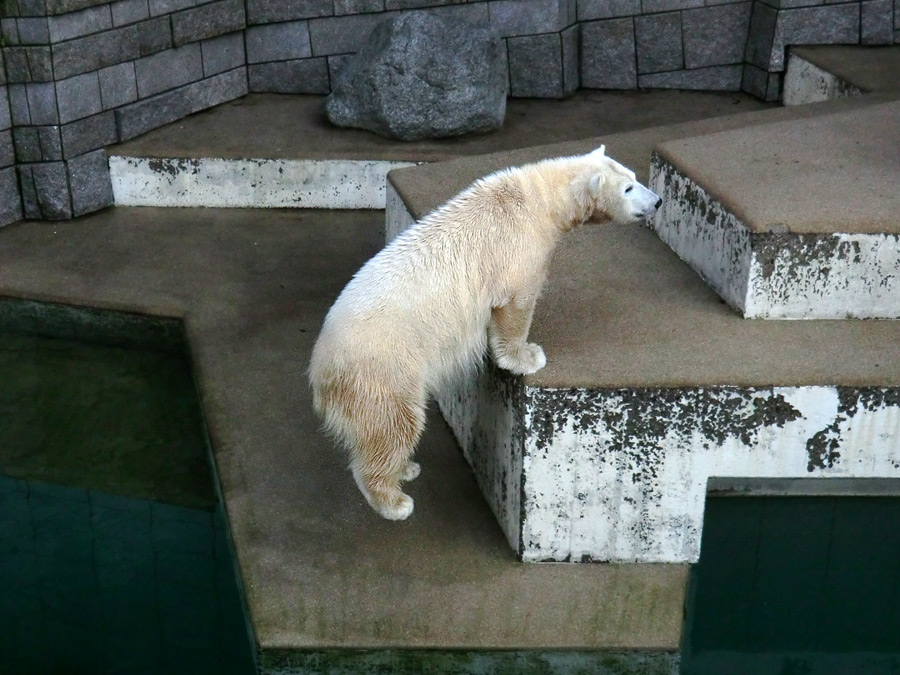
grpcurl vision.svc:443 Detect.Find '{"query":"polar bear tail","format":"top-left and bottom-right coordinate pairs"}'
top-left (310, 367), bottom-right (426, 520)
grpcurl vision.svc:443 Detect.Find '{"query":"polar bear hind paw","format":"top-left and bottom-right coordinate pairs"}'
top-left (497, 342), bottom-right (546, 375)
top-left (401, 461), bottom-right (421, 482)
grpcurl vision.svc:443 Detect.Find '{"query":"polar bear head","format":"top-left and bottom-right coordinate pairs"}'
top-left (578, 146), bottom-right (661, 225)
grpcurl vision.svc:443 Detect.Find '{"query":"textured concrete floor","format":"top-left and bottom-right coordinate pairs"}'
top-left (0, 208), bottom-right (688, 653)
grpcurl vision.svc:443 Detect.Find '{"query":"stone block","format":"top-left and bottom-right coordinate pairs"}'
top-left (577, 0), bottom-right (640, 19)
top-left (638, 63), bottom-right (743, 89)
top-left (135, 43), bottom-right (203, 98)
top-left (758, 0), bottom-right (823, 6)
top-left (52, 25), bottom-right (140, 79)
top-left (68, 148), bottom-right (113, 216)
top-left (46, 0), bottom-right (116, 14)
top-left (136, 16), bottom-right (173, 55)
top-left (16, 17), bottom-right (50, 43)
top-left (384, 0), bottom-right (465, 7)
top-left (148, 0), bottom-right (199, 16)
top-left (327, 53), bottom-right (354, 88)
top-left (200, 31), bottom-right (245, 76)
top-left (24, 46), bottom-right (54, 81)
top-left (49, 5), bottom-right (112, 42)
top-left (0, 129), bottom-right (15, 167)
top-left (561, 22), bottom-right (579, 94)
top-left (61, 111), bottom-right (117, 157)
top-left (412, 1), bottom-right (488, 21)
top-left (246, 0), bottom-right (333, 24)
top-left (26, 81), bottom-right (58, 124)
top-left (111, 0), bottom-right (150, 26)
top-left (335, 0), bottom-right (384, 13)
top-left (861, 0), bottom-right (893, 44)
top-left (489, 0), bottom-right (566, 37)
top-left (37, 124), bottom-right (63, 159)
top-left (248, 57), bottom-right (329, 93)
top-left (8, 85), bottom-right (31, 125)
top-left (3, 48), bottom-right (33, 83)
top-left (21, 161), bottom-right (72, 219)
top-left (743, 0), bottom-right (777, 69)
top-left (581, 17), bottom-right (636, 89)
top-left (246, 20), bottom-right (312, 63)
top-left (99, 62), bottom-right (138, 109)
top-left (635, 12), bottom-right (682, 74)
top-left (0, 166), bottom-right (23, 226)
top-left (772, 4), bottom-right (860, 69)
top-left (0, 86), bottom-right (9, 130)
top-left (508, 32), bottom-right (566, 98)
top-left (186, 66), bottom-right (247, 111)
top-left (56, 71), bottom-right (102, 123)
top-left (13, 126), bottom-right (42, 162)
top-left (171, 0), bottom-right (246, 47)
top-left (641, 0), bottom-right (702, 12)
top-left (0, 52), bottom-right (6, 86)
top-left (896, 0), bottom-right (900, 28)
top-left (741, 62), bottom-right (781, 100)
top-left (308, 12), bottom-right (389, 55)
top-left (1, 18), bottom-right (20, 44)
top-left (683, 3), bottom-right (751, 69)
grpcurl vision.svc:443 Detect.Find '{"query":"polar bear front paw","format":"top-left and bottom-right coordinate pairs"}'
top-left (497, 342), bottom-right (547, 375)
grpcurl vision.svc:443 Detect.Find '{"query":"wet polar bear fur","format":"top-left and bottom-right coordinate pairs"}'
top-left (309, 147), bottom-right (661, 520)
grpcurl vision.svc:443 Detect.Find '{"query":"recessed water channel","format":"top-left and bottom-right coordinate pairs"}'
top-left (0, 298), bottom-right (255, 674)
top-left (682, 491), bottom-right (900, 675)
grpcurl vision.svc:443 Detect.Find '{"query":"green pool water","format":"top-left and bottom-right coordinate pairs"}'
top-left (683, 494), bottom-right (900, 675)
top-left (0, 300), bottom-right (255, 674)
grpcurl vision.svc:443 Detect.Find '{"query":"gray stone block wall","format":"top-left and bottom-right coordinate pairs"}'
top-left (1, 0), bottom-right (248, 222)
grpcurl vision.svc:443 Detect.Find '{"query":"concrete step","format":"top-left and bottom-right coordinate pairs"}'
top-left (386, 98), bottom-right (900, 564)
top-left (107, 90), bottom-right (770, 209)
top-left (783, 45), bottom-right (900, 106)
top-left (650, 98), bottom-right (900, 319)
top-left (0, 207), bottom-right (687, 671)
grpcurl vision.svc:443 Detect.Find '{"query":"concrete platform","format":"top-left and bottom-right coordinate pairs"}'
top-left (651, 99), bottom-right (900, 318)
top-left (0, 208), bottom-right (687, 672)
top-left (108, 91), bottom-right (770, 209)
top-left (385, 92), bottom-right (900, 564)
top-left (784, 45), bottom-right (900, 106)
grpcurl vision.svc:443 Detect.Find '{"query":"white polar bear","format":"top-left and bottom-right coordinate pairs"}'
top-left (309, 147), bottom-right (660, 520)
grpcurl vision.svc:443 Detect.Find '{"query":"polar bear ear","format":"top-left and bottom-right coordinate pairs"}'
top-left (589, 145), bottom-right (606, 157)
top-left (589, 173), bottom-right (605, 196)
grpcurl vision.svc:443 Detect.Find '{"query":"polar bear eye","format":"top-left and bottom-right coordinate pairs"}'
top-left (625, 185), bottom-right (633, 194)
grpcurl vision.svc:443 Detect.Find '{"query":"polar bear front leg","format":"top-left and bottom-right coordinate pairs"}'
top-left (489, 296), bottom-right (547, 375)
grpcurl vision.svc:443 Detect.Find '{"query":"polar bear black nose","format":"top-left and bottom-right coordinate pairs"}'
top-left (655, 198), bottom-right (662, 209)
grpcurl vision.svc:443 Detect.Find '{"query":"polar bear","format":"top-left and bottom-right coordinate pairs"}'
top-left (309, 146), bottom-right (660, 520)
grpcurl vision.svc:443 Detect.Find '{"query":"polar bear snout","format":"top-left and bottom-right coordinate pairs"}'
top-left (629, 182), bottom-right (662, 220)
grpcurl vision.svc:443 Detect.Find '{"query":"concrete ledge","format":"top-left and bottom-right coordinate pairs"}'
top-left (783, 45), bottom-right (900, 105)
top-left (651, 99), bottom-right (900, 318)
top-left (783, 51), bottom-right (863, 106)
top-left (110, 156), bottom-right (417, 208)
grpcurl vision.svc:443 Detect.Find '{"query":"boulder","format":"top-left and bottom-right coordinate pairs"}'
top-left (324, 12), bottom-right (507, 141)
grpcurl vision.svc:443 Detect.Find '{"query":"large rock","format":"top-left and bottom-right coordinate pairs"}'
top-left (324, 13), bottom-right (507, 141)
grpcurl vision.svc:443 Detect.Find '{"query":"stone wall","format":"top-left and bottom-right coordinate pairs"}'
top-left (0, 0), bottom-right (248, 222)
top-left (0, 0), bottom-right (897, 225)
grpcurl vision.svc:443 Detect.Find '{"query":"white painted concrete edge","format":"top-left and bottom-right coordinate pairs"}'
top-left (109, 156), bottom-right (420, 209)
top-left (782, 52), bottom-right (864, 106)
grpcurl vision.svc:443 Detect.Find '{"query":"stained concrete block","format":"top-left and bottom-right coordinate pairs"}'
top-left (56, 71), bottom-right (102, 123)
top-left (308, 12), bottom-right (388, 55)
top-left (200, 31), bottom-right (245, 76)
top-left (135, 43), bottom-right (203, 98)
top-left (334, 0), bottom-right (384, 13)
top-left (246, 21), bottom-right (312, 63)
top-left (48, 5), bottom-right (112, 42)
top-left (246, 0), bottom-right (333, 24)
top-left (639, 64), bottom-right (743, 89)
top-left (489, 0), bottom-right (567, 36)
top-left (578, 0), bottom-right (639, 19)
top-left (248, 57), bottom-right (329, 93)
top-left (171, 0), bottom-right (246, 47)
top-left (136, 16), bottom-right (173, 56)
top-left (508, 32), bottom-right (566, 98)
top-left (581, 17), bottom-right (636, 89)
top-left (0, 166), bottom-right (23, 226)
top-left (635, 12), bottom-right (682, 74)
top-left (67, 148), bottom-right (113, 216)
top-left (99, 62), bottom-right (138, 109)
top-left (111, 0), bottom-right (150, 26)
top-left (861, 0), bottom-right (893, 44)
top-left (682, 3), bottom-right (751, 69)
top-left (52, 25), bottom-right (140, 79)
